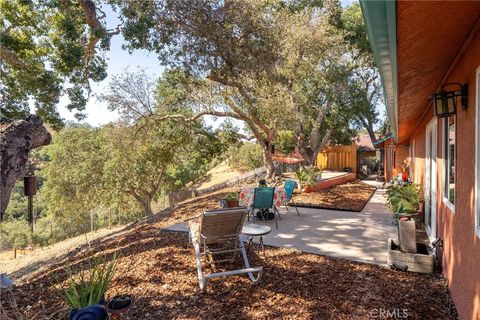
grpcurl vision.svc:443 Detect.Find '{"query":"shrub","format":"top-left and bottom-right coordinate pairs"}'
top-left (359, 156), bottom-right (379, 176)
top-left (387, 182), bottom-right (422, 214)
top-left (0, 220), bottom-right (31, 250)
top-left (276, 130), bottom-right (295, 154)
top-left (228, 143), bottom-right (263, 170)
top-left (295, 166), bottom-right (322, 187)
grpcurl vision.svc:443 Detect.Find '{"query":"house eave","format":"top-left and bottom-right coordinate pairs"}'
top-left (359, 0), bottom-right (398, 143)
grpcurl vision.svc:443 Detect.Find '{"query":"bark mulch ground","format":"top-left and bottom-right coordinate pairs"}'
top-left (1, 188), bottom-right (457, 319)
top-left (291, 181), bottom-right (377, 212)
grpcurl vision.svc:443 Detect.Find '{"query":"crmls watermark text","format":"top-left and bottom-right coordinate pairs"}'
top-left (369, 308), bottom-right (409, 319)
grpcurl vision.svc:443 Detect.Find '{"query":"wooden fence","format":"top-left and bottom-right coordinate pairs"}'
top-left (168, 167), bottom-right (267, 207)
top-left (316, 144), bottom-right (357, 173)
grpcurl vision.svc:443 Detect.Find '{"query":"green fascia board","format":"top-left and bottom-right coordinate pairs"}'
top-left (360, 0), bottom-right (398, 142)
top-left (372, 133), bottom-right (393, 145)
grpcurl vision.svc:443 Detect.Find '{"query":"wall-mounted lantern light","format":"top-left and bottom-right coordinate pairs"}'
top-left (432, 83), bottom-right (468, 118)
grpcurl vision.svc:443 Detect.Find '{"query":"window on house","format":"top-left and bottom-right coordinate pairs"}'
top-left (444, 116), bottom-right (455, 208)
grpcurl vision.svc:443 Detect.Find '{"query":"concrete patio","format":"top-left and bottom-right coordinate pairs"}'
top-left (165, 181), bottom-right (397, 265)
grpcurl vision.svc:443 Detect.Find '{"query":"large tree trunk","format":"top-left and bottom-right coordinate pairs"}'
top-left (0, 115), bottom-right (52, 220)
top-left (295, 100), bottom-right (335, 166)
top-left (256, 138), bottom-right (275, 178)
top-left (296, 128), bottom-right (332, 167)
top-left (296, 134), bottom-right (315, 165)
top-left (262, 147), bottom-right (275, 178)
top-left (141, 196), bottom-right (153, 216)
top-left (129, 190), bottom-right (154, 216)
top-left (311, 128), bottom-right (333, 165)
top-left (359, 117), bottom-right (378, 145)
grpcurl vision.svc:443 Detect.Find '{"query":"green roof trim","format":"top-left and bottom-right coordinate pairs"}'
top-left (359, 0), bottom-right (398, 142)
top-left (372, 133), bottom-right (393, 145)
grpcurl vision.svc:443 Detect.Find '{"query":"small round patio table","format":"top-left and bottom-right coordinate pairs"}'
top-left (242, 224), bottom-right (271, 256)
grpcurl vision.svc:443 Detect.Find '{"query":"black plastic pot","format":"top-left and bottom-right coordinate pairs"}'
top-left (69, 296), bottom-right (106, 320)
top-left (106, 295), bottom-right (133, 315)
top-left (69, 304), bottom-right (107, 320)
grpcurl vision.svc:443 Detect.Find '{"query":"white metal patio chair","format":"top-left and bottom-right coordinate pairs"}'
top-left (188, 207), bottom-right (263, 292)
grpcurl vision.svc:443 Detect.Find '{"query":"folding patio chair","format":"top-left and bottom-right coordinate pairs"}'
top-left (189, 207), bottom-right (263, 292)
top-left (284, 180), bottom-right (300, 215)
top-left (249, 187), bottom-right (281, 229)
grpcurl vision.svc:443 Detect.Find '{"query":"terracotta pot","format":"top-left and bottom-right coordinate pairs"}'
top-left (226, 200), bottom-right (239, 208)
top-left (303, 186), bottom-right (314, 193)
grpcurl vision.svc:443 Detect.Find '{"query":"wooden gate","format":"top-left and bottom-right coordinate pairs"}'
top-left (316, 144), bottom-right (357, 173)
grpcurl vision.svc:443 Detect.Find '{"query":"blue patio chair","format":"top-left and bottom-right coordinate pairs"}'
top-left (250, 187), bottom-right (280, 229)
top-left (283, 180), bottom-right (300, 215)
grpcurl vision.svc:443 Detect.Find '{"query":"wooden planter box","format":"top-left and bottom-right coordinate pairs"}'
top-left (315, 173), bottom-right (356, 191)
top-left (387, 238), bottom-right (434, 274)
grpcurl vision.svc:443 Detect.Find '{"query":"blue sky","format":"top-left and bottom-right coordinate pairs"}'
top-left (58, 0), bottom-right (359, 128)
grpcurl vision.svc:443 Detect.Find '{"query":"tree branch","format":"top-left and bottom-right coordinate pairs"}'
top-left (207, 73), bottom-right (273, 140)
top-left (151, 110), bottom-right (243, 123)
top-left (78, 0), bottom-right (121, 80)
top-left (312, 128), bottom-right (333, 162)
top-left (358, 115), bottom-right (377, 144)
top-left (310, 100), bottom-right (334, 149)
top-left (0, 47), bottom-right (28, 69)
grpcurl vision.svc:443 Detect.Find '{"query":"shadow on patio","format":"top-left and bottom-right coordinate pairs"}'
top-left (167, 184), bottom-right (397, 265)
top-left (1, 186), bottom-right (456, 319)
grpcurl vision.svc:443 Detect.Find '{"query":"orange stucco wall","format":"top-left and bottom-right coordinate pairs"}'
top-left (382, 139), bottom-right (410, 181)
top-left (398, 30), bottom-right (480, 320)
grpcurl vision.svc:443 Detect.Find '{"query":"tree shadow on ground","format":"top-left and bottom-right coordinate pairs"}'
top-left (2, 234), bottom-right (458, 319)
top-left (1, 187), bottom-right (457, 320)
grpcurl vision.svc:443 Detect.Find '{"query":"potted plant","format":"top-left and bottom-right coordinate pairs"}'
top-left (57, 255), bottom-right (117, 320)
top-left (295, 166), bottom-right (321, 193)
top-left (387, 180), bottom-right (422, 217)
top-left (295, 170), bottom-right (305, 190)
top-left (401, 159), bottom-right (410, 182)
top-left (226, 193), bottom-right (239, 208)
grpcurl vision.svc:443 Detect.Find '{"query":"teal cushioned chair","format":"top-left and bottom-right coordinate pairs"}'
top-left (250, 187), bottom-right (280, 229)
top-left (283, 180), bottom-right (300, 215)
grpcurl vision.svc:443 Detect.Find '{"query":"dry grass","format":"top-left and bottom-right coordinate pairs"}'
top-left (188, 161), bottom-right (248, 191)
top-left (0, 226), bottom-right (124, 280)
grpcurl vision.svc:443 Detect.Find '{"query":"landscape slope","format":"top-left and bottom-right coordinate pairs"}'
top-left (1, 188), bottom-right (457, 320)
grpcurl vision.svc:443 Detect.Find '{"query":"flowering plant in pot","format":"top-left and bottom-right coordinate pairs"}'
top-left (401, 159), bottom-right (410, 182)
top-left (226, 192), bottom-right (239, 207)
top-left (57, 254), bottom-right (117, 320)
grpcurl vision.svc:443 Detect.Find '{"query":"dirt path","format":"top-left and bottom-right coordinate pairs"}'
top-left (0, 226), bottom-right (125, 281)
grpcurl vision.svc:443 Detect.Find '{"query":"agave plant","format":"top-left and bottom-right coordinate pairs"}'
top-left (57, 254), bottom-right (117, 310)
